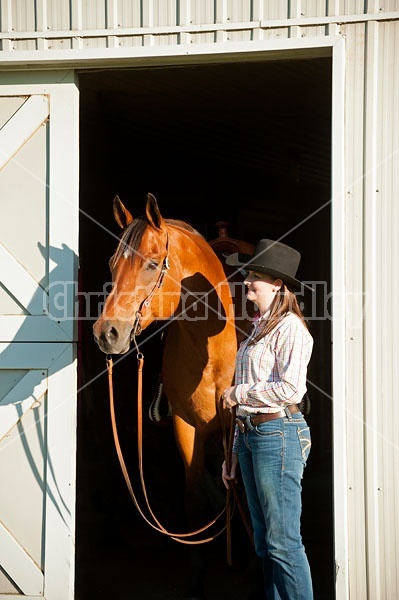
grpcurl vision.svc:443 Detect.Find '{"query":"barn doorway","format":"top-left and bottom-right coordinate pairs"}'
top-left (76, 54), bottom-right (334, 599)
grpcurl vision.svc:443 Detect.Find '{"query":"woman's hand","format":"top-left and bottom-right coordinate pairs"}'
top-left (222, 386), bottom-right (238, 411)
top-left (222, 453), bottom-right (238, 489)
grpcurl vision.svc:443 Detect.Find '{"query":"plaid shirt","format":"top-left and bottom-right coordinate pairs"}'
top-left (234, 312), bottom-right (313, 418)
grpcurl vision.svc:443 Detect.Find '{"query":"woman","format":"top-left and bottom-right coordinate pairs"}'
top-left (222, 238), bottom-right (314, 600)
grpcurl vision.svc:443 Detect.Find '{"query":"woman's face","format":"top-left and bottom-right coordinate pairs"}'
top-left (244, 271), bottom-right (282, 313)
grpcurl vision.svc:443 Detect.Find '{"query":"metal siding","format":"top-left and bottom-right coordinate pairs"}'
top-left (228, 29), bottom-right (253, 43)
top-left (117, 0), bottom-right (143, 27)
top-left (82, 0), bottom-right (106, 29)
top-left (329, 35), bottom-right (348, 600)
top-left (47, 0), bottom-right (72, 30)
top-left (343, 22), bottom-right (368, 599)
top-left (367, 19), bottom-right (399, 599)
top-left (300, 0), bottom-right (327, 17)
top-left (226, 0), bottom-right (252, 22)
top-left (155, 0), bottom-right (179, 26)
top-left (339, 0), bottom-right (378, 14)
top-left (189, 0), bottom-right (215, 25)
top-left (11, 0), bottom-right (36, 32)
top-left (259, 1), bottom-right (289, 19)
top-left (82, 36), bottom-right (108, 48)
top-left (0, 1), bottom-right (398, 51)
top-left (342, 17), bottom-right (399, 600)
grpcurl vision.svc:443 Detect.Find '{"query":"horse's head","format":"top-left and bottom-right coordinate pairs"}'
top-left (93, 193), bottom-right (181, 354)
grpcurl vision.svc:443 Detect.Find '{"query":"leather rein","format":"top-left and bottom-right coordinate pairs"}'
top-left (105, 237), bottom-right (253, 559)
top-left (107, 353), bottom-right (230, 544)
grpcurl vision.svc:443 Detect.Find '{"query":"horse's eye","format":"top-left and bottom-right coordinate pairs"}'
top-left (147, 261), bottom-right (158, 271)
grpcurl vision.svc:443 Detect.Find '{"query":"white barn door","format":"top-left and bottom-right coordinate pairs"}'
top-left (0, 73), bottom-right (79, 599)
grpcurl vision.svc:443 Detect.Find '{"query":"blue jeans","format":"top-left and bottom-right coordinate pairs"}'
top-left (236, 413), bottom-right (313, 600)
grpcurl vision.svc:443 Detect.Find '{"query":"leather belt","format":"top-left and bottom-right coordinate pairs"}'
top-left (235, 404), bottom-right (300, 433)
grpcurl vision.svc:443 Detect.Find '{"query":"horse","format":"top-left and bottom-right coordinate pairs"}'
top-left (93, 193), bottom-right (254, 598)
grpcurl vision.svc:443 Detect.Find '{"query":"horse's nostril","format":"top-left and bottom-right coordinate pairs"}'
top-left (105, 326), bottom-right (118, 342)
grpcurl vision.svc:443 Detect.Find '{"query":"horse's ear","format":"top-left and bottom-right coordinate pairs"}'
top-left (146, 193), bottom-right (165, 231)
top-left (113, 195), bottom-right (133, 229)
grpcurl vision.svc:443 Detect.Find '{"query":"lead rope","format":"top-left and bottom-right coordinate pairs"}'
top-left (218, 396), bottom-right (254, 561)
top-left (106, 354), bottom-right (228, 544)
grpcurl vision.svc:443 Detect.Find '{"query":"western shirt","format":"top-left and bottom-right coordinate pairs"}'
top-left (234, 311), bottom-right (313, 418)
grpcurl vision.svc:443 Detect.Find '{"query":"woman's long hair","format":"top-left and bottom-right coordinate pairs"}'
top-left (249, 284), bottom-right (309, 345)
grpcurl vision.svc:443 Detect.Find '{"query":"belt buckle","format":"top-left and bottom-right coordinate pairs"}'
top-left (235, 416), bottom-right (254, 433)
top-left (244, 416), bottom-right (254, 431)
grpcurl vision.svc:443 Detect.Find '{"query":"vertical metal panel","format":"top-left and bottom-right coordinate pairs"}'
top-left (0, 0), bottom-right (14, 50)
top-left (299, 0), bottom-right (329, 36)
top-left (69, 0), bottom-right (83, 49)
top-left (10, 0), bottom-right (36, 33)
top-left (188, 0), bottom-right (214, 25)
top-left (363, 17), bottom-right (383, 597)
top-left (81, 0), bottom-right (105, 29)
top-left (301, 0), bottom-right (327, 17)
top-left (342, 15), bottom-right (399, 600)
top-left (363, 18), bottom-right (399, 600)
top-left (46, 0), bottom-right (73, 49)
top-left (226, 0), bottom-right (252, 22)
top-left (331, 34), bottom-right (350, 600)
top-left (342, 21), bottom-right (368, 599)
top-left (287, 0), bottom-right (303, 37)
top-left (47, 0), bottom-right (72, 30)
top-left (260, 0), bottom-right (289, 19)
top-left (153, 0), bottom-right (179, 26)
top-left (116, 0), bottom-right (143, 27)
top-left (327, 0), bottom-right (340, 35)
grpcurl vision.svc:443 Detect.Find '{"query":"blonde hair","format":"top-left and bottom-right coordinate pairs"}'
top-left (249, 284), bottom-right (309, 345)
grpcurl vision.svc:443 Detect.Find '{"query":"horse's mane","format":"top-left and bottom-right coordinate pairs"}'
top-left (110, 216), bottom-right (202, 269)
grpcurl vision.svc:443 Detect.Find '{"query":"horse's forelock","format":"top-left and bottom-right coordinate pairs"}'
top-left (110, 217), bottom-right (202, 270)
top-left (110, 216), bottom-right (147, 268)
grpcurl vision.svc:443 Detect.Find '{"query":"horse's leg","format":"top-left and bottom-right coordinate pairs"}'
top-left (172, 414), bottom-right (209, 600)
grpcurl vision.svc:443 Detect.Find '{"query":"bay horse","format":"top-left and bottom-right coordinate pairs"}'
top-left (93, 193), bottom-right (251, 598)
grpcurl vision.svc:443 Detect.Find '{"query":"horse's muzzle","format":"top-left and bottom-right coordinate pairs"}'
top-left (92, 319), bottom-right (131, 355)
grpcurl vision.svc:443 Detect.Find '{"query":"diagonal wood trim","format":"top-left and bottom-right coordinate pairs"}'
top-left (0, 243), bottom-right (46, 314)
top-left (0, 95), bottom-right (48, 172)
top-left (0, 515), bottom-right (44, 595)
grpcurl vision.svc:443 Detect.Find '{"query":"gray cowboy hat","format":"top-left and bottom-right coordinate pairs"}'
top-left (225, 239), bottom-right (314, 292)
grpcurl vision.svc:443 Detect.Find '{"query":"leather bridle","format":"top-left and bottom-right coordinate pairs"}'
top-left (130, 233), bottom-right (170, 344)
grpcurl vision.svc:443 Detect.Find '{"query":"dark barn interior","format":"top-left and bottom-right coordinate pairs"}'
top-left (76, 53), bottom-right (334, 599)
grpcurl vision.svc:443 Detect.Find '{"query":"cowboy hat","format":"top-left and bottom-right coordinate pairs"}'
top-left (225, 239), bottom-right (314, 292)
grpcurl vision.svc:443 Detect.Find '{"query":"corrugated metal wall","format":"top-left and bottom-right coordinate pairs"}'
top-left (0, 1), bottom-right (398, 51)
top-left (344, 15), bottom-right (399, 600)
top-left (1, 2), bottom-right (399, 599)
